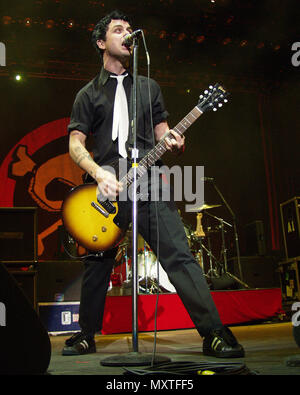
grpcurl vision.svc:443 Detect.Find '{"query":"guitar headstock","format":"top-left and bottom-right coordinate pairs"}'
top-left (197, 83), bottom-right (229, 113)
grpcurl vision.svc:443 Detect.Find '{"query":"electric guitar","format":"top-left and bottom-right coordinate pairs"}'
top-left (62, 84), bottom-right (229, 252)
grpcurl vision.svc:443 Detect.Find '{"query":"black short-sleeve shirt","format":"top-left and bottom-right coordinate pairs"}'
top-left (68, 67), bottom-right (169, 166)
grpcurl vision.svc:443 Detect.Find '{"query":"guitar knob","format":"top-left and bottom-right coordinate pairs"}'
top-left (92, 235), bottom-right (98, 242)
top-left (102, 226), bottom-right (107, 232)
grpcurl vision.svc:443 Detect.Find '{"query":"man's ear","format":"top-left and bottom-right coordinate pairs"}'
top-left (96, 40), bottom-right (106, 50)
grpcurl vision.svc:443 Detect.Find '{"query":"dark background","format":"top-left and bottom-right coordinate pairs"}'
top-left (0, 0), bottom-right (299, 261)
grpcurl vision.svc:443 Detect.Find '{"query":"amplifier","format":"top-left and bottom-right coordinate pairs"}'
top-left (228, 256), bottom-right (280, 289)
top-left (0, 207), bottom-right (37, 263)
top-left (37, 260), bottom-right (84, 302)
top-left (280, 197), bottom-right (300, 259)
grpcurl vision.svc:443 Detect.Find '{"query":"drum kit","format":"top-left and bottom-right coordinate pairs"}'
top-left (108, 201), bottom-right (246, 295)
top-left (109, 229), bottom-right (176, 295)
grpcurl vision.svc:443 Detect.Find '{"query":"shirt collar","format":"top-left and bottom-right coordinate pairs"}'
top-left (98, 67), bottom-right (132, 86)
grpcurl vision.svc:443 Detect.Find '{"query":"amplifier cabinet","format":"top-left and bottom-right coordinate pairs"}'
top-left (280, 197), bottom-right (300, 259)
top-left (0, 207), bottom-right (37, 262)
top-left (278, 257), bottom-right (300, 301)
top-left (37, 260), bottom-right (84, 302)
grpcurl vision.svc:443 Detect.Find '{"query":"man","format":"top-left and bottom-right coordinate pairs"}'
top-left (63, 10), bottom-right (244, 358)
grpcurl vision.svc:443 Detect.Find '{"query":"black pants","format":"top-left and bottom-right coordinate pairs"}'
top-left (79, 199), bottom-right (223, 337)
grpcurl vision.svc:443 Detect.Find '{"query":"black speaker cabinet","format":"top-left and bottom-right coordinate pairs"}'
top-left (0, 207), bottom-right (37, 263)
top-left (228, 256), bottom-right (280, 289)
top-left (245, 220), bottom-right (266, 256)
top-left (280, 197), bottom-right (300, 259)
top-left (37, 260), bottom-right (84, 302)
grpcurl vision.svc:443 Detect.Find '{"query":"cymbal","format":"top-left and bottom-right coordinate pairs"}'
top-left (187, 203), bottom-right (221, 212)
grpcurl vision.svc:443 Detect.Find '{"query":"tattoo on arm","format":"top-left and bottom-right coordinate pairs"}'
top-left (76, 151), bottom-right (93, 167)
top-left (73, 145), bottom-right (93, 166)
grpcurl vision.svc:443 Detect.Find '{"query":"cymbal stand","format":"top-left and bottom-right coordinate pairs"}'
top-left (193, 212), bottom-right (219, 278)
top-left (204, 211), bottom-right (249, 289)
top-left (203, 244), bottom-right (219, 277)
top-left (211, 180), bottom-right (246, 285)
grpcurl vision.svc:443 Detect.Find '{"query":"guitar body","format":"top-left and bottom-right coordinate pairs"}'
top-left (62, 183), bottom-right (128, 252)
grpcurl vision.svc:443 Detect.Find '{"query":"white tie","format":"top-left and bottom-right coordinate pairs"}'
top-left (110, 74), bottom-right (129, 158)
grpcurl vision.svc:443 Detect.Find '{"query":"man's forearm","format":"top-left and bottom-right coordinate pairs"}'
top-left (69, 133), bottom-right (103, 182)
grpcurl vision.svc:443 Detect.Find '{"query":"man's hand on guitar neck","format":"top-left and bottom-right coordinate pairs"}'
top-left (164, 129), bottom-right (185, 153)
top-left (154, 122), bottom-right (185, 154)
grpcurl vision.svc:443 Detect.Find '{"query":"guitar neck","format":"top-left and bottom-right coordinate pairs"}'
top-left (122, 105), bottom-right (203, 187)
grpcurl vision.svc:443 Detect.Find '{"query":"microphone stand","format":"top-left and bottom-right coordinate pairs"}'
top-left (101, 36), bottom-right (170, 367)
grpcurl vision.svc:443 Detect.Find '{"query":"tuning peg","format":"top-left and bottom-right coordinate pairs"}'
top-left (218, 103), bottom-right (223, 108)
top-left (209, 85), bottom-right (213, 90)
top-left (204, 90), bottom-right (208, 94)
top-left (224, 99), bottom-right (228, 103)
top-left (213, 108), bottom-right (217, 112)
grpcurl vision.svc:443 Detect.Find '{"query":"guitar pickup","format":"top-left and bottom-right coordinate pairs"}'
top-left (91, 201), bottom-right (109, 218)
top-left (97, 199), bottom-right (117, 214)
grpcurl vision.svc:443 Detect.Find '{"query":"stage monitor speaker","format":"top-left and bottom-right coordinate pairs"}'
top-left (0, 263), bottom-right (51, 374)
top-left (245, 220), bottom-right (266, 256)
top-left (0, 207), bottom-right (37, 262)
top-left (280, 197), bottom-right (300, 259)
top-left (228, 256), bottom-right (280, 289)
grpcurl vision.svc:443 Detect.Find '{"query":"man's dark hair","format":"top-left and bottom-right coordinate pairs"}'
top-left (91, 10), bottom-right (132, 60)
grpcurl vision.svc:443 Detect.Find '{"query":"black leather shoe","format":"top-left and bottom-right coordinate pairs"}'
top-left (203, 326), bottom-right (245, 358)
top-left (62, 332), bottom-right (96, 356)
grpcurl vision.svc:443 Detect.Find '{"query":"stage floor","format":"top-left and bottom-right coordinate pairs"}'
top-left (47, 322), bottom-right (300, 376)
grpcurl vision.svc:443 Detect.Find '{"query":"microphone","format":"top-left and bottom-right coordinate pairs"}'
top-left (201, 177), bottom-right (214, 182)
top-left (122, 29), bottom-right (143, 46)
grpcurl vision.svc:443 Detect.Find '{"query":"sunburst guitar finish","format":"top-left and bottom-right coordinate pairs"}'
top-left (62, 183), bottom-right (125, 252)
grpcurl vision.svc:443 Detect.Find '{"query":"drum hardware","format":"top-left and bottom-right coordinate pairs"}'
top-left (187, 203), bottom-right (222, 212)
top-left (208, 179), bottom-right (250, 288)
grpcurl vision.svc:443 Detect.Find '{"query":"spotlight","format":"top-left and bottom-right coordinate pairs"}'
top-left (15, 74), bottom-right (22, 81)
top-left (2, 16), bottom-right (12, 25)
top-left (196, 35), bottom-right (205, 44)
top-left (67, 19), bottom-right (75, 29)
top-left (178, 33), bottom-right (187, 41)
top-left (45, 19), bottom-right (55, 29)
top-left (223, 37), bottom-right (232, 45)
top-left (24, 18), bottom-right (32, 27)
top-left (240, 40), bottom-right (248, 47)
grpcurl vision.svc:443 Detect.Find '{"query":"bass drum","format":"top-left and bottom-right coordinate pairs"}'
top-left (138, 248), bottom-right (176, 293)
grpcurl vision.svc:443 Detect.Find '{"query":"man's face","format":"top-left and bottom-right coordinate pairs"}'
top-left (97, 19), bottom-right (133, 59)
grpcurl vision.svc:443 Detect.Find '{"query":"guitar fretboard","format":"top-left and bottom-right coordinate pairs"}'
top-left (120, 105), bottom-right (203, 187)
